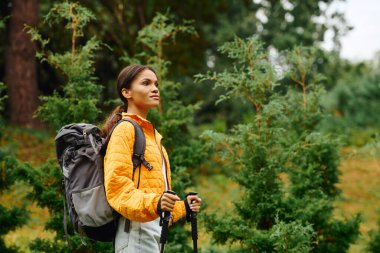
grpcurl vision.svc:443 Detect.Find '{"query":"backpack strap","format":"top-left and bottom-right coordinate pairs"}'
top-left (108, 117), bottom-right (153, 235)
top-left (117, 118), bottom-right (153, 171)
top-left (106, 117), bottom-right (153, 171)
top-left (62, 180), bottom-right (73, 249)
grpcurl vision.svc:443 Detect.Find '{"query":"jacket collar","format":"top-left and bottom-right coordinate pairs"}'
top-left (122, 113), bottom-right (163, 143)
top-left (122, 112), bottom-right (152, 127)
top-left (121, 113), bottom-right (160, 140)
top-left (122, 112), bottom-right (149, 124)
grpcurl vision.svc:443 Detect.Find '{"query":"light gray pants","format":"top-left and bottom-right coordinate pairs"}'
top-left (115, 217), bottom-right (161, 253)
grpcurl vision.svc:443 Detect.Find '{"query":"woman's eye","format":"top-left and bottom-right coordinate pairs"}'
top-left (142, 81), bottom-right (149, 86)
top-left (155, 82), bottom-right (159, 87)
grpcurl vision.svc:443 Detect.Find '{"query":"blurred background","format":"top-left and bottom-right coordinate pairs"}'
top-left (0, 0), bottom-right (379, 252)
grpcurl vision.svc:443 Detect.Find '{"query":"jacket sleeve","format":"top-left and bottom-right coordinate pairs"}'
top-left (104, 122), bottom-right (160, 222)
top-left (172, 201), bottom-right (186, 222)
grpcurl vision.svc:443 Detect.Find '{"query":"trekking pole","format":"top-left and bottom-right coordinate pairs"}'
top-left (160, 190), bottom-right (176, 253)
top-left (187, 192), bottom-right (198, 253)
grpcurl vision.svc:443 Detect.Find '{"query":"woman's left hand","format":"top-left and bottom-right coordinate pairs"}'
top-left (186, 195), bottom-right (202, 213)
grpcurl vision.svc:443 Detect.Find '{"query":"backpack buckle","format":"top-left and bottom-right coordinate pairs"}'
top-left (132, 153), bottom-right (153, 171)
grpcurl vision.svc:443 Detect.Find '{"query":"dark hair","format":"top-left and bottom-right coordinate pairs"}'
top-left (101, 64), bottom-right (156, 137)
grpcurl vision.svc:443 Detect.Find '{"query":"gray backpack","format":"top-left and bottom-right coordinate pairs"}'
top-left (55, 117), bottom-right (152, 242)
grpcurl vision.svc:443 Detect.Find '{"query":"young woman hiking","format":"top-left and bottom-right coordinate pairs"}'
top-left (102, 64), bottom-right (202, 253)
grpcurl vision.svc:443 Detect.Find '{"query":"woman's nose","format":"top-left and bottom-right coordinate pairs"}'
top-left (152, 86), bottom-right (159, 93)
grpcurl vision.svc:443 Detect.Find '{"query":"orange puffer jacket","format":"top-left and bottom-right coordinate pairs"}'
top-left (104, 113), bottom-right (186, 223)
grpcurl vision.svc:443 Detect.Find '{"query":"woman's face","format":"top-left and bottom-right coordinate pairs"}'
top-left (122, 69), bottom-right (160, 109)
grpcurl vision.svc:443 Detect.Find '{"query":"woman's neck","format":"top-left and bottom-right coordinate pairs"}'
top-left (126, 105), bottom-right (148, 119)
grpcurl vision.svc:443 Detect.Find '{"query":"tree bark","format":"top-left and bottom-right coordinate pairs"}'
top-left (5, 0), bottom-right (40, 127)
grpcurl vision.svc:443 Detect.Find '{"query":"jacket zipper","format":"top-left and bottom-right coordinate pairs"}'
top-left (159, 141), bottom-right (170, 191)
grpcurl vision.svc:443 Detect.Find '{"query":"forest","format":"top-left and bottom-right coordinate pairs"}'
top-left (1, 0), bottom-right (380, 252)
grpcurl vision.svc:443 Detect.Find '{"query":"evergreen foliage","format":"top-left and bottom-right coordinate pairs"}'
top-left (24, 3), bottom-right (112, 252)
top-left (0, 18), bottom-right (30, 252)
top-left (323, 68), bottom-right (380, 128)
top-left (367, 133), bottom-right (380, 252)
top-left (200, 0), bottom-right (349, 52)
top-left (122, 12), bottom-right (206, 252)
top-left (27, 2), bottom-right (103, 131)
top-left (0, 82), bottom-right (30, 253)
top-left (0, 0), bottom-right (350, 129)
top-left (27, 160), bottom-right (115, 252)
top-left (368, 224), bottom-right (380, 253)
top-left (0, 1), bottom-right (378, 252)
top-left (196, 37), bottom-right (360, 252)
top-left (22, 3), bottom-right (205, 252)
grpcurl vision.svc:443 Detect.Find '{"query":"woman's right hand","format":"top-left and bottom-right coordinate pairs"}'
top-left (160, 192), bottom-right (180, 212)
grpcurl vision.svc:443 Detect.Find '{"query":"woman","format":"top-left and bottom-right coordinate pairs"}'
top-left (103, 64), bottom-right (202, 253)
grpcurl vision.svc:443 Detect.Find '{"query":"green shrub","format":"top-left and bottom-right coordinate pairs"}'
top-left (368, 220), bottom-right (380, 253)
top-left (196, 37), bottom-right (360, 252)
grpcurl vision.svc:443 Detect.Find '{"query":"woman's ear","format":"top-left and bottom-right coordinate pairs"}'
top-left (121, 88), bottom-right (132, 99)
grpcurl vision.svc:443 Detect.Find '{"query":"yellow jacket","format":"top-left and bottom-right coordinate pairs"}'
top-left (104, 113), bottom-right (186, 222)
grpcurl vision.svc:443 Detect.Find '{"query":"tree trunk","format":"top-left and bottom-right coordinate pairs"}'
top-left (5, 0), bottom-right (39, 127)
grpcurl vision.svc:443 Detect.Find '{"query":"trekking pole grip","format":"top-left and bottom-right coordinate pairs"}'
top-left (159, 190), bottom-right (176, 249)
top-left (187, 192), bottom-right (198, 216)
top-left (160, 190), bottom-right (176, 225)
top-left (159, 190), bottom-right (176, 253)
top-left (166, 190), bottom-right (176, 196)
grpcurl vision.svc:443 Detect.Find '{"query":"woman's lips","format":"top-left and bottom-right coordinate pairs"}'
top-left (150, 95), bottom-right (159, 100)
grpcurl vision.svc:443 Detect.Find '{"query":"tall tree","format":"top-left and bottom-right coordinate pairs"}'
top-left (5, 0), bottom-right (39, 127)
top-left (196, 38), bottom-right (360, 252)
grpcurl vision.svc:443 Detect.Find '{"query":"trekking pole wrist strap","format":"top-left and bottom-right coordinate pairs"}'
top-left (157, 195), bottom-right (163, 217)
top-left (184, 199), bottom-right (191, 222)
